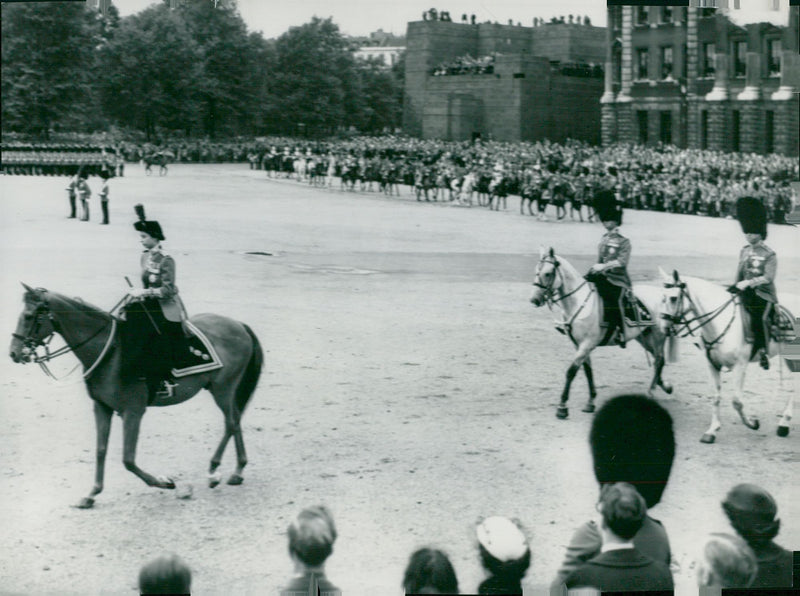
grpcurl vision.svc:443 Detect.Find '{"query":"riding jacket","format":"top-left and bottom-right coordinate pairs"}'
top-left (596, 228), bottom-right (632, 289)
top-left (139, 246), bottom-right (185, 322)
top-left (736, 242), bottom-right (778, 303)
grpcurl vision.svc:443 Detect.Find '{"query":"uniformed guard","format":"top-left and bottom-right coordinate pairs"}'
top-left (66, 173), bottom-right (78, 219)
top-left (122, 204), bottom-right (188, 400)
top-left (585, 189), bottom-right (631, 347)
top-left (99, 170), bottom-right (110, 225)
top-left (729, 197), bottom-right (778, 370)
top-left (76, 172), bottom-right (91, 221)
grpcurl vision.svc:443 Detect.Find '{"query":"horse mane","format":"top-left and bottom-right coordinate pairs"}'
top-left (41, 290), bottom-right (112, 321)
top-left (551, 251), bottom-right (582, 284)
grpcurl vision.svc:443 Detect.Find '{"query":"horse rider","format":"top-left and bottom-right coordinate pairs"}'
top-left (730, 197), bottom-right (778, 370)
top-left (585, 189), bottom-right (630, 348)
top-left (122, 204), bottom-right (187, 400)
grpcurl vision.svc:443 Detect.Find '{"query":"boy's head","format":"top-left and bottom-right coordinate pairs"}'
top-left (598, 482), bottom-right (647, 540)
top-left (138, 554), bottom-right (191, 595)
top-left (288, 505), bottom-right (337, 567)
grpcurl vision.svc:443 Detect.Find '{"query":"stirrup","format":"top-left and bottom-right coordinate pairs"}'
top-left (759, 351), bottom-right (769, 370)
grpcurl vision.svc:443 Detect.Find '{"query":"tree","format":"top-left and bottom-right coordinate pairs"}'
top-left (268, 17), bottom-right (358, 136)
top-left (356, 56), bottom-right (403, 133)
top-left (1, 3), bottom-right (103, 136)
top-left (97, 5), bottom-right (202, 139)
top-left (179, 1), bottom-right (267, 138)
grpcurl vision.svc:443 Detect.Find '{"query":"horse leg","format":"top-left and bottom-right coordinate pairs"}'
top-left (121, 409), bottom-right (175, 489)
top-left (731, 360), bottom-right (760, 431)
top-left (558, 344), bottom-right (593, 419)
top-left (777, 367), bottom-right (793, 437)
top-left (208, 427), bottom-right (232, 488)
top-left (75, 401), bottom-right (114, 509)
top-left (228, 415), bottom-right (248, 485)
top-left (581, 358), bottom-right (598, 413)
top-left (701, 362), bottom-right (723, 443)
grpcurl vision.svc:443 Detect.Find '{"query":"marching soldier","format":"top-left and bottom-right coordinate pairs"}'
top-left (730, 197), bottom-right (778, 370)
top-left (585, 189), bottom-right (631, 348)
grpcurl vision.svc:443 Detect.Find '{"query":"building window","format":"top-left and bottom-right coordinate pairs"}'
top-left (700, 111), bottom-right (709, 149)
top-left (733, 41), bottom-right (747, 77)
top-left (638, 111), bottom-right (648, 144)
top-left (661, 46), bottom-right (674, 79)
top-left (765, 111), bottom-right (774, 153)
top-left (636, 6), bottom-right (648, 26)
top-left (660, 112), bottom-right (672, 145)
top-left (702, 43), bottom-right (715, 77)
top-left (636, 48), bottom-right (649, 80)
top-left (699, 7), bottom-right (716, 17)
top-left (662, 6), bottom-right (672, 23)
top-left (766, 39), bottom-right (781, 76)
top-left (732, 110), bottom-right (741, 152)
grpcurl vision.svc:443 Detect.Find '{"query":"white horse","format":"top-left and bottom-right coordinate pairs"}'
top-left (530, 247), bottom-right (672, 419)
top-left (658, 269), bottom-right (794, 443)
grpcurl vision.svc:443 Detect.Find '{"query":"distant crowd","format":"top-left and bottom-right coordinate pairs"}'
top-left (420, 7), bottom-right (592, 27)
top-left (136, 394), bottom-right (793, 595)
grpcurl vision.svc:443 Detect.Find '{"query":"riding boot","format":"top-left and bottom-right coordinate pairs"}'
top-left (100, 201), bottom-right (109, 224)
top-left (69, 196), bottom-right (76, 218)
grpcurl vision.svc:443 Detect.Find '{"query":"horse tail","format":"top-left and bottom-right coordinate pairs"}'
top-left (235, 323), bottom-right (263, 414)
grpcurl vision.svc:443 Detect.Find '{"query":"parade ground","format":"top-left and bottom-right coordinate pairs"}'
top-left (1, 165), bottom-right (798, 594)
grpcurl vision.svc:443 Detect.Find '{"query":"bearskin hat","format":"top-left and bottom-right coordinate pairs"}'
top-left (589, 394), bottom-right (675, 508)
top-left (593, 189), bottom-right (623, 225)
top-left (736, 197), bottom-right (767, 239)
top-left (133, 204), bottom-right (165, 241)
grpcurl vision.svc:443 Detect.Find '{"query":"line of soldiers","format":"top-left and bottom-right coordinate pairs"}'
top-left (1, 143), bottom-right (123, 177)
top-left (66, 169), bottom-right (111, 224)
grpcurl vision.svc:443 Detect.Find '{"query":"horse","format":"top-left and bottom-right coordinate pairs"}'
top-left (530, 248), bottom-right (672, 419)
top-left (658, 269), bottom-right (794, 443)
top-left (143, 153), bottom-right (169, 176)
top-left (9, 286), bottom-right (263, 509)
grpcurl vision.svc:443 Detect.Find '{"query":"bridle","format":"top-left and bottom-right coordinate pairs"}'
top-left (533, 256), bottom-right (588, 305)
top-left (662, 279), bottom-right (737, 352)
top-left (14, 289), bottom-right (117, 380)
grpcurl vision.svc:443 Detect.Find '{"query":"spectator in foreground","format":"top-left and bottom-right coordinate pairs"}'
top-left (476, 516), bottom-right (531, 594)
top-left (138, 554), bottom-right (191, 595)
top-left (403, 547), bottom-right (459, 594)
top-left (696, 533), bottom-right (758, 589)
top-left (281, 505), bottom-right (341, 596)
top-left (564, 483), bottom-right (673, 592)
top-left (552, 394), bottom-right (675, 587)
top-left (722, 483), bottom-right (794, 587)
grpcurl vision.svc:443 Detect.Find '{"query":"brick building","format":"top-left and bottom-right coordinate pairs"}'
top-left (601, 4), bottom-right (799, 156)
top-left (402, 20), bottom-right (606, 143)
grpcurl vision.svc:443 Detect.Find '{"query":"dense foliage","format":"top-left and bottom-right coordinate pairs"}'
top-left (1, 2), bottom-right (404, 140)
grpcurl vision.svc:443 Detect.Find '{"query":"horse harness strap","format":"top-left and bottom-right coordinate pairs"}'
top-left (673, 288), bottom-right (738, 352)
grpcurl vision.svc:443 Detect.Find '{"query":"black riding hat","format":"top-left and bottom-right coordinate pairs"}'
top-left (133, 204), bottom-right (165, 241)
top-left (594, 189), bottom-right (623, 225)
top-left (736, 196), bottom-right (767, 239)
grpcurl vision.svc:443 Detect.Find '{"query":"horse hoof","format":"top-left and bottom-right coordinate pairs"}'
top-left (156, 476), bottom-right (175, 489)
top-left (556, 407), bottom-right (569, 420)
top-left (209, 478), bottom-right (220, 488)
top-left (751, 419), bottom-right (760, 431)
top-left (582, 404), bottom-right (595, 414)
top-left (700, 434), bottom-right (716, 444)
top-left (662, 384), bottom-right (673, 395)
top-left (73, 497), bottom-right (95, 509)
top-left (227, 474), bottom-right (244, 486)
top-left (777, 426), bottom-right (789, 437)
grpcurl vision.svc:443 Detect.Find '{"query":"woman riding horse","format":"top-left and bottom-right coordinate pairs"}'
top-left (585, 190), bottom-right (630, 348)
top-left (122, 204), bottom-right (187, 401)
top-left (730, 197), bottom-right (778, 370)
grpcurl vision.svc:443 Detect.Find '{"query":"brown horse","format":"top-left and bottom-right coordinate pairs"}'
top-left (9, 286), bottom-right (263, 509)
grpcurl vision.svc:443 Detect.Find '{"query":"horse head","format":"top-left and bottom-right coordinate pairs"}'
top-left (10, 284), bottom-right (56, 363)
top-left (658, 267), bottom-right (688, 334)
top-left (530, 247), bottom-right (561, 307)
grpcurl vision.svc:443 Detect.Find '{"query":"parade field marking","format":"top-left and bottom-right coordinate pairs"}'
top-left (0, 164), bottom-right (797, 594)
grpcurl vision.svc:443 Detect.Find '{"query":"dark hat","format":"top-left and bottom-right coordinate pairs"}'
top-left (133, 204), bottom-right (165, 241)
top-left (593, 189), bottom-right (622, 225)
top-left (590, 394), bottom-right (675, 508)
top-left (736, 197), bottom-right (767, 239)
top-left (722, 484), bottom-right (778, 526)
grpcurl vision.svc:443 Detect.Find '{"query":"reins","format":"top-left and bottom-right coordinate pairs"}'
top-left (535, 257), bottom-right (593, 334)
top-left (665, 283), bottom-right (738, 351)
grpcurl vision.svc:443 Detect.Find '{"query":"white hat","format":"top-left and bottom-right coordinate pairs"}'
top-left (476, 516), bottom-right (528, 562)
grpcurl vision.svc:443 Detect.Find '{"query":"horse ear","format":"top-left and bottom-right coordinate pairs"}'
top-left (672, 270), bottom-right (679, 282)
top-left (21, 282), bottom-right (34, 293)
top-left (657, 267), bottom-right (671, 283)
top-left (548, 247), bottom-right (554, 258)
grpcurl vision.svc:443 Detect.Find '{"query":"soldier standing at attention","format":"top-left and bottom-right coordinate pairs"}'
top-left (77, 173), bottom-right (91, 221)
top-left (66, 173), bottom-right (78, 219)
top-left (99, 171), bottom-right (110, 225)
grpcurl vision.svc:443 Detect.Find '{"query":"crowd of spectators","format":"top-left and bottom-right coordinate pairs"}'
top-left (432, 54), bottom-right (496, 76)
top-left (136, 394), bottom-right (794, 595)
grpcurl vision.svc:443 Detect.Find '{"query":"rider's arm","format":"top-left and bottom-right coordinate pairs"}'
top-left (145, 256), bottom-right (177, 299)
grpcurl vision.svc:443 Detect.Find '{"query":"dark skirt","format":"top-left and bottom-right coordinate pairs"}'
top-left (121, 298), bottom-right (184, 384)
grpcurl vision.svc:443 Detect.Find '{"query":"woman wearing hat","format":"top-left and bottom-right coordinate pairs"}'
top-left (586, 189), bottom-right (631, 348)
top-left (730, 197), bottom-right (777, 370)
top-left (122, 204), bottom-right (186, 400)
top-left (476, 516), bottom-right (531, 594)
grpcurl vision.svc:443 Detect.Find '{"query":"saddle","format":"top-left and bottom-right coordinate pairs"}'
top-left (171, 320), bottom-right (223, 378)
top-left (620, 291), bottom-right (655, 328)
top-left (740, 303), bottom-right (797, 344)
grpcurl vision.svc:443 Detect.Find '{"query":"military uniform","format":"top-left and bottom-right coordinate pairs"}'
top-left (122, 205), bottom-right (186, 399)
top-left (77, 177), bottom-right (91, 221)
top-left (733, 197), bottom-right (777, 369)
top-left (99, 173), bottom-right (110, 225)
top-left (587, 189), bottom-right (631, 346)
